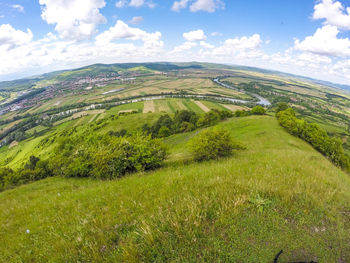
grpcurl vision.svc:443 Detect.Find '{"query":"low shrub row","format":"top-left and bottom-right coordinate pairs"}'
top-left (276, 108), bottom-right (350, 171)
top-left (0, 133), bottom-right (167, 191)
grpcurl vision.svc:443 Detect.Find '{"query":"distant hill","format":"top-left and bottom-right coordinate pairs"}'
top-left (1, 62), bottom-right (350, 93)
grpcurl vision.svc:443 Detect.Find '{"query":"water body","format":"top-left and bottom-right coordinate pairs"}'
top-left (213, 78), bottom-right (271, 106)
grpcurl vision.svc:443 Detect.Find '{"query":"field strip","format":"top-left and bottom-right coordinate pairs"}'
top-left (96, 113), bottom-right (106, 121)
top-left (143, 101), bottom-right (155, 113)
top-left (155, 100), bottom-right (170, 112)
top-left (221, 104), bottom-right (248, 112)
top-left (89, 114), bottom-right (99, 123)
top-left (74, 116), bottom-right (87, 127)
top-left (176, 100), bottom-right (187, 110)
top-left (192, 100), bottom-right (210, 112)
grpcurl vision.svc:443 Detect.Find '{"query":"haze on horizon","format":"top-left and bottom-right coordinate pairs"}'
top-left (1, 0), bottom-right (350, 85)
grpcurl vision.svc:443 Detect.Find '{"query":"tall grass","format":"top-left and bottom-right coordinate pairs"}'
top-left (1, 116), bottom-right (350, 262)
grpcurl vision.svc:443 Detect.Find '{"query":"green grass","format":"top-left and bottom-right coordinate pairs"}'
top-left (182, 99), bottom-right (204, 113)
top-left (201, 100), bottom-right (228, 111)
top-left (1, 116), bottom-right (350, 262)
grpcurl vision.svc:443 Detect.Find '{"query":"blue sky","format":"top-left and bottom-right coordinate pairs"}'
top-left (1, 0), bottom-right (350, 84)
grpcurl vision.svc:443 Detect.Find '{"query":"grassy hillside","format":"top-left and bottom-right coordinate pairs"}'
top-left (1, 116), bottom-right (350, 262)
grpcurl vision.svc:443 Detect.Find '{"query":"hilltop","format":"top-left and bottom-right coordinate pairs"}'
top-left (1, 116), bottom-right (350, 262)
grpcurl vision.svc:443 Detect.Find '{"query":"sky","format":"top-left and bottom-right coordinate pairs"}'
top-left (1, 0), bottom-right (350, 84)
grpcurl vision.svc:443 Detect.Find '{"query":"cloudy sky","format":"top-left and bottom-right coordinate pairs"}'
top-left (1, 0), bottom-right (350, 84)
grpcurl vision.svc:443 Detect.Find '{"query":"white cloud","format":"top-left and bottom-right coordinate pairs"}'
top-left (313, 0), bottom-right (350, 30)
top-left (190, 0), bottom-right (224, 13)
top-left (172, 0), bottom-right (191, 11)
top-left (96, 20), bottom-right (163, 49)
top-left (12, 4), bottom-right (24, 13)
top-left (211, 32), bottom-right (223, 36)
top-left (171, 41), bottom-right (197, 53)
top-left (171, 0), bottom-right (224, 12)
top-left (294, 25), bottom-right (350, 57)
top-left (183, 29), bottom-right (206, 41)
top-left (0, 21), bottom-right (165, 79)
top-left (200, 41), bottom-right (214, 49)
top-left (130, 0), bottom-right (145, 7)
top-left (116, 0), bottom-right (127, 8)
top-left (116, 0), bottom-right (155, 8)
top-left (129, 16), bottom-right (144, 24)
top-left (39, 0), bottom-right (106, 41)
top-left (0, 24), bottom-right (33, 50)
top-left (213, 34), bottom-right (262, 55)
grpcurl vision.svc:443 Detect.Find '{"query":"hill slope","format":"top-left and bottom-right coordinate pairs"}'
top-left (1, 116), bottom-right (350, 262)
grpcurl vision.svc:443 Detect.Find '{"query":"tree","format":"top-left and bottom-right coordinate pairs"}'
top-left (275, 102), bottom-right (289, 114)
top-left (152, 114), bottom-right (174, 137)
top-left (158, 126), bottom-right (171, 138)
top-left (173, 110), bottom-right (198, 132)
top-left (24, 155), bottom-right (40, 170)
top-left (197, 110), bottom-right (221, 127)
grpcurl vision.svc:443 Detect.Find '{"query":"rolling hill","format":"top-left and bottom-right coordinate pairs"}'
top-left (0, 62), bottom-right (350, 262)
top-left (1, 116), bottom-right (350, 262)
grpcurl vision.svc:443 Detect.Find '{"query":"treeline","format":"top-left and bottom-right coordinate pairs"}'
top-left (142, 106), bottom-right (266, 139)
top-left (276, 106), bottom-right (350, 172)
top-left (142, 109), bottom-right (231, 138)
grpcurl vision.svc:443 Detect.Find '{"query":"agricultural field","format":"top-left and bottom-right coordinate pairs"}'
top-left (1, 62), bottom-right (350, 160)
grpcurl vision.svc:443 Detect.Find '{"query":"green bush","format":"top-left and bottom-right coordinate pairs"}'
top-left (275, 102), bottom-right (289, 114)
top-left (277, 108), bottom-right (350, 172)
top-left (197, 110), bottom-right (221, 127)
top-left (51, 133), bottom-right (168, 179)
top-left (158, 126), bottom-right (171, 138)
top-left (189, 127), bottom-right (244, 161)
top-left (173, 110), bottom-right (199, 132)
top-left (234, 110), bottom-right (250, 117)
top-left (251, 105), bottom-right (266, 115)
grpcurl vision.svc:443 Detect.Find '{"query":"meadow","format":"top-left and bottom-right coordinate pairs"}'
top-left (1, 116), bottom-right (350, 262)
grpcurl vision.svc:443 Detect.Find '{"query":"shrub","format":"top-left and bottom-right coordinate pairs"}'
top-left (235, 110), bottom-right (250, 117)
top-left (0, 167), bottom-right (14, 190)
top-left (151, 114), bottom-right (173, 137)
top-left (189, 127), bottom-right (244, 161)
top-left (51, 133), bottom-right (168, 179)
top-left (173, 110), bottom-right (199, 132)
top-left (197, 110), bottom-right (221, 127)
top-left (275, 102), bottom-right (289, 114)
top-left (251, 105), bottom-right (266, 115)
top-left (158, 126), bottom-right (171, 138)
